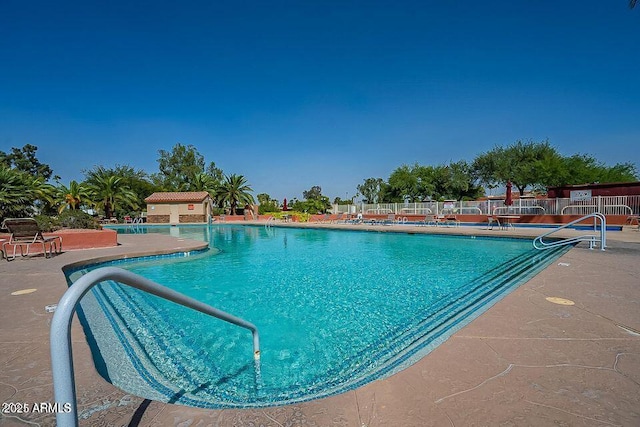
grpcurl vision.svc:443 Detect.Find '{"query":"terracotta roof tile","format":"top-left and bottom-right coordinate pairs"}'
top-left (144, 192), bottom-right (211, 203)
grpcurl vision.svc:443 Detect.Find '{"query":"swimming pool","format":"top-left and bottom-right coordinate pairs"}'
top-left (68, 225), bottom-right (571, 408)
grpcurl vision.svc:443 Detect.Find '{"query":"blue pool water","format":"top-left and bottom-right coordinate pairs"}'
top-left (69, 225), bottom-right (570, 408)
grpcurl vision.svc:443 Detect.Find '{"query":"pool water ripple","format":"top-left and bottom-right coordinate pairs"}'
top-left (71, 225), bottom-right (571, 407)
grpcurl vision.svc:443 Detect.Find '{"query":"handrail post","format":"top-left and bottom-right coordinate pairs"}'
top-left (51, 267), bottom-right (260, 426)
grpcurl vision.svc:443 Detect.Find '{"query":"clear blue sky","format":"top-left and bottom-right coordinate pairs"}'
top-left (1, 1), bottom-right (639, 202)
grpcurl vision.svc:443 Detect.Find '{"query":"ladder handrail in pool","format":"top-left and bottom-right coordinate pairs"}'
top-left (533, 212), bottom-right (606, 251)
top-left (50, 266), bottom-right (261, 427)
top-left (265, 215), bottom-right (275, 228)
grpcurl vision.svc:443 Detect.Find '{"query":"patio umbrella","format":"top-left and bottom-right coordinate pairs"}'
top-left (505, 181), bottom-right (513, 206)
top-left (283, 198), bottom-right (288, 211)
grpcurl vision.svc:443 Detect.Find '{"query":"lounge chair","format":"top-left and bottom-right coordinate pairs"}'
top-left (421, 214), bottom-right (440, 227)
top-left (381, 214), bottom-right (395, 225)
top-left (316, 213), bottom-right (331, 223)
top-left (1, 218), bottom-right (63, 260)
top-left (345, 213), bottom-right (364, 225)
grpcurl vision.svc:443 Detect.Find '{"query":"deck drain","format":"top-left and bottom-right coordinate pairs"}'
top-left (546, 297), bottom-right (575, 306)
top-left (11, 288), bottom-right (37, 296)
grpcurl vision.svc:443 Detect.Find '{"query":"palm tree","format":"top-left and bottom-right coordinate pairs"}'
top-left (56, 180), bottom-right (92, 213)
top-left (217, 174), bottom-right (255, 215)
top-left (189, 172), bottom-right (221, 208)
top-left (87, 174), bottom-right (139, 219)
top-left (189, 172), bottom-right (218, 192)
top-left (0, 166), bottom-right (56, 219)
top-left (84, 164), bottom-right (157, 213)
top-left (26, 176), bottom-right (56, 215)
top-left (0, 166), bottom-right (32, 219)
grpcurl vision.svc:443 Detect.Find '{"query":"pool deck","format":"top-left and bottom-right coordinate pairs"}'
top-left (1, 223), bottom-right (639, 426)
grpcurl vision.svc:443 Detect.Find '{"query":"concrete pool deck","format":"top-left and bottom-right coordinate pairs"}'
top-left (1, 223), bottom-right (639, 426)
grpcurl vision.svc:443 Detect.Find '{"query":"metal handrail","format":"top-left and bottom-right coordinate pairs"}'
top-left (365, 208), bottom-right (393, 214)
top-left (454, 206), bottom-right (483, 214)
top-left (493, 205), bottom-right (546, 215)
top-left (400, 207), bottom-right (432, 214)
top-left (51, 266), bottom-right (260, 427)
top-left (561, 204), bottom-right (632, 215)
top-left (533, 213), bottom-right (606, 251)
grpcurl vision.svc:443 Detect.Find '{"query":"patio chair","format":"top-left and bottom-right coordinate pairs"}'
top-left (421, 214), bottom-right (440, 227)
top-left (486, 216), bottom-right (500, 230)
top-left (381, 214), bottom-right (396, 225)
top-left (443, 215), bottom-right (460, 227)
top-left (1, 218), bottom-right (63, 260)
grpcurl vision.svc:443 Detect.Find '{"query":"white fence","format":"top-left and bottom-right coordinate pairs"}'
top-left (335, 195), bottom-right (640, 216)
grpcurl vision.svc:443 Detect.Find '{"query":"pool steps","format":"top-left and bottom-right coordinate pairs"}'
top-left (73, 244), bottom-right (572, 407)
top-left (91, 281), bottom-right (255, 405)
top-left (292, 245), bottom-right (572, 399)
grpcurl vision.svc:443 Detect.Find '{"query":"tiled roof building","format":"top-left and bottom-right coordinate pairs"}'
top-left (145, 192), bottom-right (212, 224)
top-left (144, 191), bottom-right (210, 203)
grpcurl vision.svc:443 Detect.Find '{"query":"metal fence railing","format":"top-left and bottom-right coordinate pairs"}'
top-left (335, 195), bottom-right (640, 217)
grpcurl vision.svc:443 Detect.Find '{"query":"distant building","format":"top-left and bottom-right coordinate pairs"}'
top-left (144, 192), bottom-right (212, 224)
top-left (547, 182), bottom-right (640, 198)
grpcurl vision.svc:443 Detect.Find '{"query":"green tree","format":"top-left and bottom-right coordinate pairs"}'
top-left (188, 172), bottom-right (220, 198)
top-left (302, 185), bottom-right (323, 200)
top-left (27, 175), bottom-right (56, 215)
top-left (474, 141), bottom-right (638, 194)
top-left (387, 164), bottom-right (435, 202)
top-left (385, 162), bottom-right (483, 202)
top-left (0, 166), bottom-right (33, 219)
top-left (86, 174), bottom-right (139, 219)
top-left (598, 162), bottom-right (637, 182)
top-left (431, 161), bottom-right (484, 200)
top-left (387, 165), bottom-right (419, 202)
top-left (256, 193), bottom-right (280, 214)
top-left (84, 165), bottom-right (158, 212)
top-left (550, 154), bottom-right (637, 186)
top-left (217, 174), bottom-right (255, 215)
top-left (0, 170), bottom-right (54, 219)
top-left (357, 178), bottom-right (386, 203)
top-left (152, 143), bottom-right (223, 191)
top-left (473, 140), bottom-right (562, 196)
top-left (295, 185), bottom-right (331, 213)
top-left (291, 197), bottom-right (331, 214)
top-left (56, 180), bottom-right (93, 213)
top-left (0, 144), bottom-right (53, 180)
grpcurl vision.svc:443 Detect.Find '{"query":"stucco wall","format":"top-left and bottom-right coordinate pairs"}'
top-left (146, 201), bottom-right (208, 223)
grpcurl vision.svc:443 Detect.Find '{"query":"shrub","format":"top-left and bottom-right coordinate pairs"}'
top-left (270, 211), bottom-right (310, 222)
top-left (258, 201), bottom-right (280, 214)
top-left (58, 210), bottom-right (100, 229)
top-left (35, 210), bottom-right (101, 231)
top-left (34, 215), bottom-right (57, 232)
